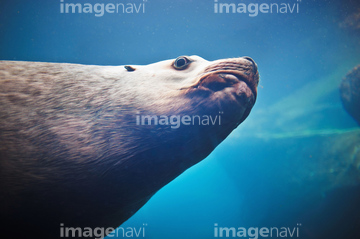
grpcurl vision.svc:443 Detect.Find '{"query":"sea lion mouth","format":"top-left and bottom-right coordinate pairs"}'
top-left (183, 69), bottom-right (257, 106)
top-left (198, 70), bottom-right (257, 97)
top-left (181, 57), bottom-right (259, 102)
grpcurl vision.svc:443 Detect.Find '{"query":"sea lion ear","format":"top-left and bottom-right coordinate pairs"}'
top-left (124, 65), bottom-right (136, 72)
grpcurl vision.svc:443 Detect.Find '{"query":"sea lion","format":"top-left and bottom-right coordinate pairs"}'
top-left (340, 65), bottom-right (360, 125)
top-left (0, 55), bottom-right (259, 239)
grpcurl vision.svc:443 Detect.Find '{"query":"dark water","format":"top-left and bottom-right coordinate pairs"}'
top-left (1, 0), bottom-right (360, 238)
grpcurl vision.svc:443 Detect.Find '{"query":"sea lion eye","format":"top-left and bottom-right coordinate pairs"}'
top-left (173, 56), bottom-right (191, 70)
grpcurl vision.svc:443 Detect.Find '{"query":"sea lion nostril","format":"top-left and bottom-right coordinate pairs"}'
top-left (243, 56), bottom-right (258, 73)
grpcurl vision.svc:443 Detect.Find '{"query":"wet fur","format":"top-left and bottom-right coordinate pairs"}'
top-left (0, 57), bottom-right (258, 238)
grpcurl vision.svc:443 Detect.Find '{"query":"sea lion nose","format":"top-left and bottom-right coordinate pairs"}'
top-left (243, 56), bottom-right (258, 74)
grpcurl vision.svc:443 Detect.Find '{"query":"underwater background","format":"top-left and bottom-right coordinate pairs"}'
top-left (1, 0), bottom-right (360, 238)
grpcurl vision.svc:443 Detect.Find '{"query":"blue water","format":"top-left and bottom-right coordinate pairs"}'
top-left (1, 0), bottom-right (360, 238)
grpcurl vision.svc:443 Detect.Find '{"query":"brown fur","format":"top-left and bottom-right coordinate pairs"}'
top-left (0, 56), bottom-right (259, 238)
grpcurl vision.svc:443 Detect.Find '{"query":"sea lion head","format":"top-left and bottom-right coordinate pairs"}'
top-left (104, 55), bottom-right (260, 222)
top-left (119, 55), bottom-right (259, 144)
